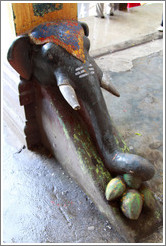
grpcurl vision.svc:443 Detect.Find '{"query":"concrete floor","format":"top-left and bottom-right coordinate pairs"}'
top-left (2, 2), bottom-right (164, 244)
top-left (79, 2), bottom-right (163, 54)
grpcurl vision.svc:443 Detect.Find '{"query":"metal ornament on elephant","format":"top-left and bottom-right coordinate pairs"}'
top-left (29, 20), bottom-right (85, 63)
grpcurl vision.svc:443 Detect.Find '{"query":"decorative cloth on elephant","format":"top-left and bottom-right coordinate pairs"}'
top-left (29, 20), bottom-right (85, 62)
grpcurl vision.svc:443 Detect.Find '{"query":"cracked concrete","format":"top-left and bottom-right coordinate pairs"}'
top-left (96, 39), bottom-right (163, 72)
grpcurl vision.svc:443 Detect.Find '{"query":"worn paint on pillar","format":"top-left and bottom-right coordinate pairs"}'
top-left (33, 3), bottom-right (63, 17)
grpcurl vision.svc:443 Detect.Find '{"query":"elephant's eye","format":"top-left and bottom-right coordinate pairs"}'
top-left (47, 52), bottom-right (54, 60)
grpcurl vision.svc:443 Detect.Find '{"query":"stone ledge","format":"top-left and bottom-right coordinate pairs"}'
top-left (90, 31), bottom-right (163, 58)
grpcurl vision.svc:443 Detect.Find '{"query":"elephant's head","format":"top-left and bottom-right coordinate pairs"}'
top-left (7, 20), bottom-right (119, 111)
top-left (7, 20), bottom-right (155, 184)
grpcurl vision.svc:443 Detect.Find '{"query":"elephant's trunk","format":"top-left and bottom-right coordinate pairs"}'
top-left (54, 61), bottom-right (155, 182)
top-left (74, 71), bottom-right (155, 181)
top-left (107, 151), bottom-right (155, 181)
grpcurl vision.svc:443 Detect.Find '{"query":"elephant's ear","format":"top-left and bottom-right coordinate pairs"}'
top-left (79, 22), bottom-right (89, 36)
top-left (7, 35), bottom-right (32, 80)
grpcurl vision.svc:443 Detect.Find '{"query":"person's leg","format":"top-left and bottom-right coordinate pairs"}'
top-left (109, 3), bottom-right (114, 16)
top-left (96, 3), bottom-right (105, 18)
top-left (158, 15), bottom-right (163, 32)
top-left (161, 16), bottom-right (163, 27)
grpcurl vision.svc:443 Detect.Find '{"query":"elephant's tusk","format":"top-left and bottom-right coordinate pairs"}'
top-left (59, 84), bottom-right (81, 110)
top-left (100, 80), bottom-right (120, 97)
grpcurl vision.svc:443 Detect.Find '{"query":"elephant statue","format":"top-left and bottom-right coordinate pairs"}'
top-left (7, 20), bottom-right (155, 187)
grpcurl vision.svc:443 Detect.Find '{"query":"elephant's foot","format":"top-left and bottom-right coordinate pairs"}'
top-left (104, 151), bottom-right (155, 220)
top-left (105, 150), bottom-right (155, 181)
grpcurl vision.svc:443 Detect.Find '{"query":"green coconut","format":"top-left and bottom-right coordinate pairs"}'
top-left (121, 189), bottom-right (143, 220)
top-left (105, 176), bottom-right (126, 201)
top-left (123, 173), bottom-right (142, 189)
top-left (139, 185), bottom-right (156, 210)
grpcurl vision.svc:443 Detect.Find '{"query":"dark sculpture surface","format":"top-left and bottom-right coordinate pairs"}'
top-left (7, 20), bottom-right (156, 220)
